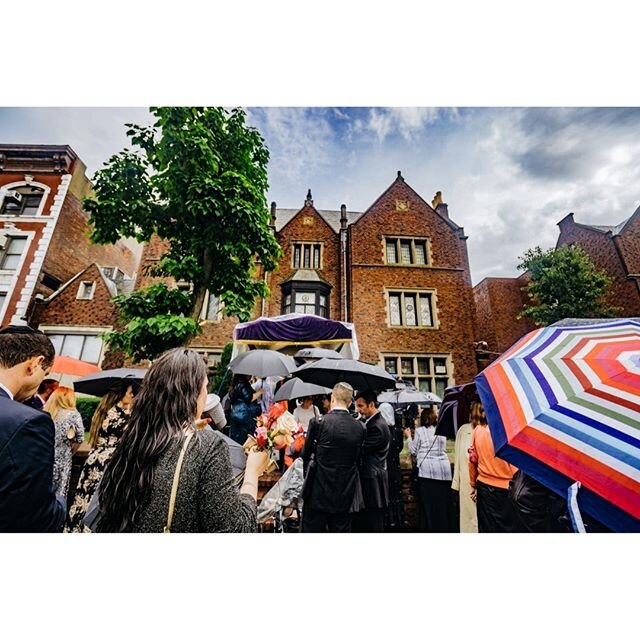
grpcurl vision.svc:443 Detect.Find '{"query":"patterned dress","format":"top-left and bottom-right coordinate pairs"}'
top-left (52, 409), bottom-right (84, 500)
top-left (65, 405), bottom-right (129, 532)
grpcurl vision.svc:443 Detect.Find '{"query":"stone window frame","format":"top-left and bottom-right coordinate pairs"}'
top-left (38, 324), bottom-right (112, 367)
top-left (291, 241), bottom-right (324, 270)
top-left (0, 230), bottom-right (35, 325)
top-left (384, 287), bottom-right (439, 329)
top-left (76, 280), bottom-right (96, 301)
top-left (0, 180), bottom-right (51, 218)
top-left (380, 352), bottom-right (452, 397)
top-left (192, 347), bottom-right (223, 372)
top-left (382, 235), bottom-right (431, 267)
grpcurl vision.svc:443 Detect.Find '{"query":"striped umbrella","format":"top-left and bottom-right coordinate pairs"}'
top-left (475, 318), bottom-right (640, 532)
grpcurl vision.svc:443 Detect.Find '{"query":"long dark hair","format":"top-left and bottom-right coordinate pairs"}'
top-left (97, 348), bottom-right (208, 532)
top-left (87, 381), bottom-right (133, 449)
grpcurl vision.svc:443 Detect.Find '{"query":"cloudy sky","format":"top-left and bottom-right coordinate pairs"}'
top-left (1, 107), bottom-right (639, 285)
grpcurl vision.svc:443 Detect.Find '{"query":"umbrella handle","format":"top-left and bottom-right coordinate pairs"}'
top-left (216, 368), bottom-right (232, 397)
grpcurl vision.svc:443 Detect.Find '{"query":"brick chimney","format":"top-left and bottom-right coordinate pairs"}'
top-left (432, 191), bottom-right (449, 218)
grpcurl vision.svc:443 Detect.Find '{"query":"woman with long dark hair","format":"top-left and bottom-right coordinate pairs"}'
top-left (97, 348), bottom-right (269, 533)
top-left (65, 381), bottom-right (135, 532)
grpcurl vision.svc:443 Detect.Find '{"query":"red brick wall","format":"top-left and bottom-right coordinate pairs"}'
top-left (267, 204), bottom-right (342, 320)
top-left (39, 192), bottom-right (137, 299)
top-left (347, 177), bottom-right (478, 384)
top-left (0, 172), bottom-right (61, 218)
top-left (473, 276), bottom-right (535, 354)
top-left (557, 216), bottom-right (640, 316)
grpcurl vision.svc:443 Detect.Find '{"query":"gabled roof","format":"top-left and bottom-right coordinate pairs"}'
top-left (575, 219), bottom-right (630, 236)
top-left (350, 172), bottom-right (466, 238)
top-left (274, 208), bottom-right (363, 233)
top-left (42, 263), bottom-right (119, 303)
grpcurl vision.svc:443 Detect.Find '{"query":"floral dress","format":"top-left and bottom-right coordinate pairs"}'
top-left (52, 409), bottom-right (84, 500)
top-left (65, 405), bottom-right (129, 532)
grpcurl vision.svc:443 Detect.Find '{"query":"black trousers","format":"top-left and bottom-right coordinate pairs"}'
top-left (477, 480), bottom-right (516, 533)
top-left (352, 507), bottom-right (385, 533)
top-left (417, 478), bottom-right (452, 533)
top-left (302, 506), bottom-right (353, 533)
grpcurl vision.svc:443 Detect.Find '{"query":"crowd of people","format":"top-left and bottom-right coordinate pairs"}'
top-left (0, 324), bottom-right (601, 534)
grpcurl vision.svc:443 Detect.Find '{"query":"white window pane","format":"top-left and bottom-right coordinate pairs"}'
top-left (313, 245), bottom-right (321, 268)
top-left (400, 241), bottom-right (411, 264)
top-left (0, 292), bottom-right (6, 312)
top-left (414, 243), bottom-right (426, 264)
top-left (295, 291), bottom-right (315, 305)
top-left (47, 334), bottom-right (64, 354)
top-left (384, 358), bottom-right (397, 374)
top-left (303, 245), bottom-right (311, 268)
top-left (293, 245), bottom-right (301, 268)
top-left (420, 295), bottom-right (432, 326)
top-left (8, 238), bottom-right (27, 255)
top-left (401, 358), bottom-right (414, 375)
top-left (389, 295), bottom-right (401, 325)
top-left (2, 254), bottom-right (22, 270)
top-left (386, 241), bottom-right (397, 263)
top-left (404, 295), bottom-right (417, 326)
top-left (206, 293), bottom-right (219, 320)
top-left (81, 336), bottom-right (103, 364)
top-left (61, 335), bottom-right (83, 359)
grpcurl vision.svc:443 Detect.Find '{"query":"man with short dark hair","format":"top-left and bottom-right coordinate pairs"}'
top-left (0, 326), bottom-right (66, 532)
top-left (301, 382), bottom-right (366, 533)
top-left (24, 378), bottom-right (59, 410)
top-left (354, 389), bottom-right (391, 532)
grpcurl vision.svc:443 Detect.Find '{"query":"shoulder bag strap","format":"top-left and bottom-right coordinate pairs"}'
top-left (164, 431), bottom-right (194, 533)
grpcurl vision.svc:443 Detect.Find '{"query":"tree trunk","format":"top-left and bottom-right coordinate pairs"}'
top-left (189, 246), bottom-right (214, 322)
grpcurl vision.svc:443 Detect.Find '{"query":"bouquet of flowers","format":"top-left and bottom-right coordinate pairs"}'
top-left (243, 401), bottom-right (303, 473)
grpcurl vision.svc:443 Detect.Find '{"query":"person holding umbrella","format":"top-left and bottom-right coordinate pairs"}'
top-left (228, 374), bottom-right (264, 445)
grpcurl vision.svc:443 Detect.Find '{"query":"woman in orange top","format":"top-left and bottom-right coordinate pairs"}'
top-left (468, 401), bottom-right (518, 533)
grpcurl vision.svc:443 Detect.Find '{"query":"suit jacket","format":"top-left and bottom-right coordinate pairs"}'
top-left (359, 411), bottom-right (391, 509)
top-left (23, 394), bottom-right (44, 411)
top-left (302, 408), bottom-right (365, 514)
top-left (0, 388), bottom-right (66, 532)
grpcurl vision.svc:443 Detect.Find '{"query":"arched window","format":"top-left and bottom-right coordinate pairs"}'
top-left (0, 184), bottom-right (46, 216)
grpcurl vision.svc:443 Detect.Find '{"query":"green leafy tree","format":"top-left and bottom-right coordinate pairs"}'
top-left (85, 107), bottom-right (282, 362)
top-left (517, 245), bottom-right (620, 326)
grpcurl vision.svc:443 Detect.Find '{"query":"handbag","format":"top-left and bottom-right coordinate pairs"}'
top-left (164, 432), bottom-right (194, 533)
top-left (66, 425), bottom-right (77, 441)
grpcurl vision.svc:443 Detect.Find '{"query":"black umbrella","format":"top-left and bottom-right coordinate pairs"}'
top-left (273, 378), bottom-right (332, 402)
top-left (293, 358), bottom-right (396, 391)
top-left (435, 382), bottom-right (479, 438)
top-left (73, 368), bottom-right (147, 397)
top-left (228, 349), bottom-right (296, 378)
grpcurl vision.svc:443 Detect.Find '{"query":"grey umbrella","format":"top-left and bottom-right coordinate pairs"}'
top-left (273, 378), bottom-right (332, 402)
top-left (378, 388), bottom-right (442, 405)
top-left (294, 347), bottom-right (345, 360)
top-left (73, 368), bottom-right (147, 396)
top-left (293, 358), bottom-right (396, 391)
top-left (228, 349), bottom-right (297, 378)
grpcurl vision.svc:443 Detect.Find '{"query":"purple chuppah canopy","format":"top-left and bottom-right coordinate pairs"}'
top-left (235, 313), bottom-right (352, 343)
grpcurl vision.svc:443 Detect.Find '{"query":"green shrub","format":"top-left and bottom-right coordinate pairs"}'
top-left (76, 396), bottom-right (101, 432)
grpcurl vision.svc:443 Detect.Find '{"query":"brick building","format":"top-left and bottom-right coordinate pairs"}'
top-left (137, 172), bottom-right (479, 391)
top-left (0, 144), bottom-right (138, 366)
top-left (473, 205), bottom-right (640, 359)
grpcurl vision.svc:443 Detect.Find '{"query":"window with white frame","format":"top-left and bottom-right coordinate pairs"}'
top-left (387, 290), bottom-right (434, 327)
top-left (384, 237), bottom-right (429, 266)
top-left (46, 333), bottom-right (104, 364)
top-left (382, 354), bottom-right (450, 398)
top-left (193, 349), bottom-right (223, 371)
top-left (0, 185), bottom-right (45, 216)
top-left (292, 242), bottom-right (322, 269)
top-left (76, 281), bottom-right (96, 300)
top-left (0, 236), bottom-right (28, 271)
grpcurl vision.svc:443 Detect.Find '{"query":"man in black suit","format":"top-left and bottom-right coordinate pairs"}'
top-left (23, 378), bottom-right (59, 411)
top-left (301, 382), bottom-right (366, 533)
top-left (353, 389), bottom-right (391, 533)
top-left (0, 326), bottom-right (66, 532)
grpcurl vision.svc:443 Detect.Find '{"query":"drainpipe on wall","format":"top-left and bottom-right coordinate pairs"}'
top-left (340, 204), bottom-right (348, 322)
